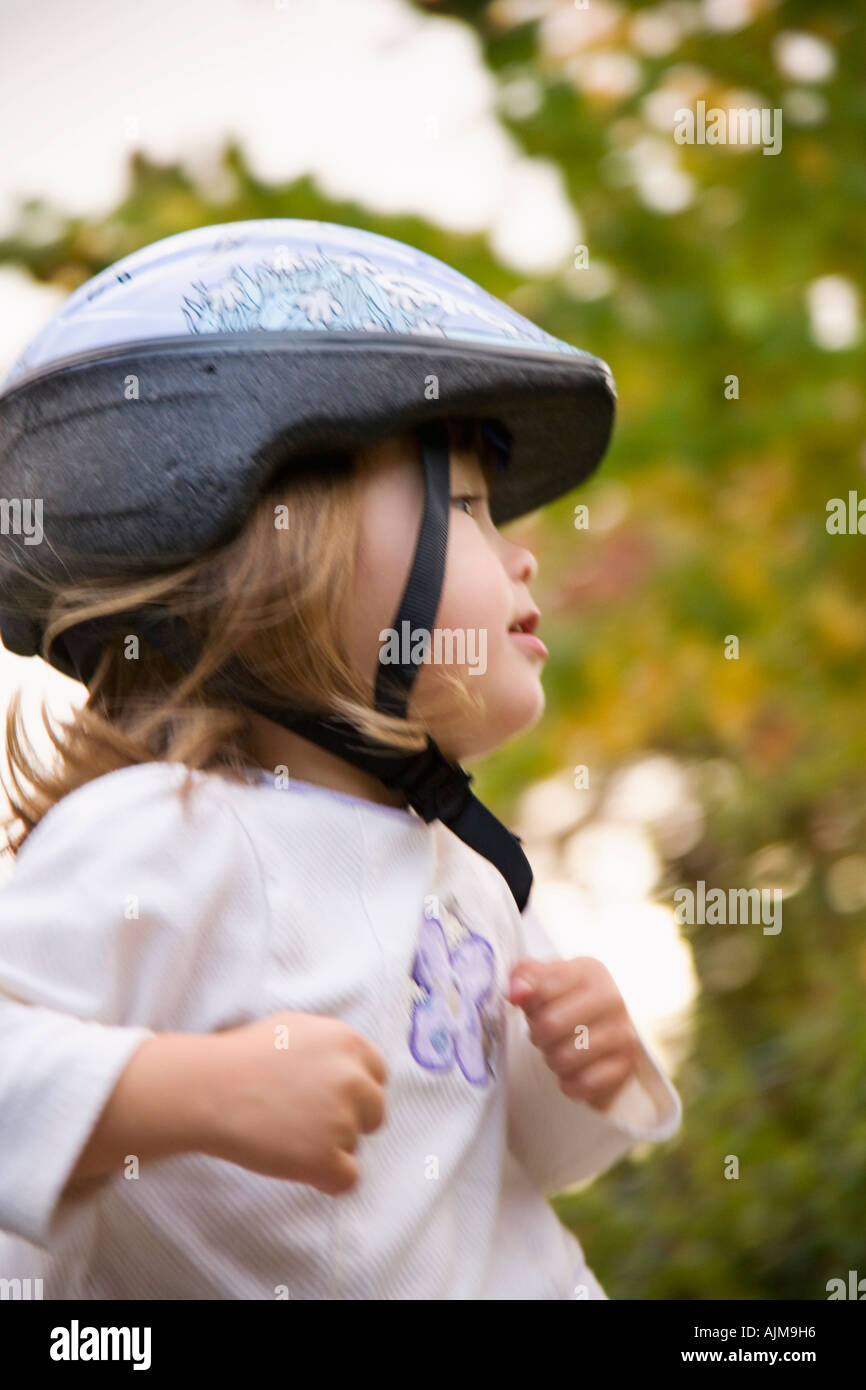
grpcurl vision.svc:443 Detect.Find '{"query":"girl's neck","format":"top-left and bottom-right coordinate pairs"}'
top-left (244, 712), bottom-right (411, 812)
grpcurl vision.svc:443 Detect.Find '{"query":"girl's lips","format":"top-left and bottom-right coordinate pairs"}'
top-left (509, 631), bottom-right (548, 659)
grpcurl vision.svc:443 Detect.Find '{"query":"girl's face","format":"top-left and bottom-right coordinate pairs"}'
top-left (353, 430), bottom-right (545, 764)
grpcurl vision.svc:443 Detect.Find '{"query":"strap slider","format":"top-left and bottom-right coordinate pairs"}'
top-left (391, 739), bottom-right (474, 824)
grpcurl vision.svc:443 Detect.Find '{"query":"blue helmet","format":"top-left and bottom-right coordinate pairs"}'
top-left (0, 218), bottom-right (618, 910)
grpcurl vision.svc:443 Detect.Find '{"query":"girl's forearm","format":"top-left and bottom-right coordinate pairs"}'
top-left (64, 1032), bottom-right (223, 1191)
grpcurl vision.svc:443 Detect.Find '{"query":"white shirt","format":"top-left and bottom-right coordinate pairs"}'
top-left (0, 760), bottom-right (682, 1299)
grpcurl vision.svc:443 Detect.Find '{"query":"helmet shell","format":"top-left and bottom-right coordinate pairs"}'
top-left (0, 218), bottom-right (617, 673)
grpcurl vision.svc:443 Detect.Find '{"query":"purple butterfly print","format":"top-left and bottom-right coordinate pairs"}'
top-left (408, 913), bottom-right (497, 1086)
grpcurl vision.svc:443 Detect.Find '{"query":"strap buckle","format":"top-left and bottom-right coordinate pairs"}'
top-left (391, 739), bottom-right (474, 824)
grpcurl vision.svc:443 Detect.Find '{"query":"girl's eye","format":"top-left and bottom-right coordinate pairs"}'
top-left (451, 495), bottom-right (480, 517)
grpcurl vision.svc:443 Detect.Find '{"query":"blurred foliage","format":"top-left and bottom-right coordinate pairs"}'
top-left (2, 0), bottom-right (864, 1300)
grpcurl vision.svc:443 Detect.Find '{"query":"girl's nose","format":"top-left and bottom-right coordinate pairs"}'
top-left (513, 543), bottom-right (538, 585)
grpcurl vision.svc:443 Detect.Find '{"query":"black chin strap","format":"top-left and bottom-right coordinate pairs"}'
top-left (61, 420), bottom-right (533, 912)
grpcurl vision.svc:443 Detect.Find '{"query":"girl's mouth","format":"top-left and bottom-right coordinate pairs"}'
top-left (508, 627), bottom-right (548, 659)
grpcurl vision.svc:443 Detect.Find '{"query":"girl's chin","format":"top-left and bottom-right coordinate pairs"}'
top-left (442, 693), bottom-right (545, 761)
top-left (424, 667), bottom-right (545, 760)
top-left (497, 681), bottom-right (546, 736)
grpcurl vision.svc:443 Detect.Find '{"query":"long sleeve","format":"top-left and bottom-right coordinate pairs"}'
top-left (0, 762), bottom-right (269, 1249)
top-left (505, 896), bottom-right (683, 1198)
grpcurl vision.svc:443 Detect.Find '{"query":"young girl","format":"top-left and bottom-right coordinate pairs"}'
top-left (0, 219), bottom-right (681, 1300)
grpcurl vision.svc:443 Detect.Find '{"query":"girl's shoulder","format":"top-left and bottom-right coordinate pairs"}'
top-left (0, 762), bottom-right (270, 1032)
top-left (3, 760), bottom-right (268, 944)
top-left (13, 760), bottom-right (250, 871)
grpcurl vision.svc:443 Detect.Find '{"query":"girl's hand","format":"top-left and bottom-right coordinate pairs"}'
top-left (507, 957), bottom-right (642, 1110)
top-left (199, 1012), bottom-right (387, 1196)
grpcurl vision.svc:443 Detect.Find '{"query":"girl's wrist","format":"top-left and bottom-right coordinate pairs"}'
top-left (179, 1030), bottom-right (239, 1161)
top-left (65, 1030), bottom-right (231, 1191)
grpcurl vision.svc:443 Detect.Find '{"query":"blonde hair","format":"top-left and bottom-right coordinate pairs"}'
top-left (1, 416), bottom-right (497, 857)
